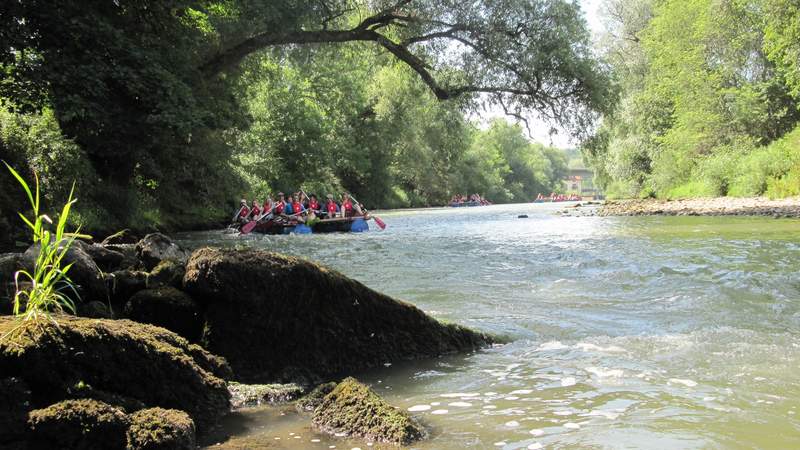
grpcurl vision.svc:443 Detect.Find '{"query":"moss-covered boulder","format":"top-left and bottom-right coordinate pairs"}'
top-left (228, 382), bottom-right (304, 409)
top-left (295, 382), bottom-right (336, 413)
top-left (108, 269), bottom-right (149, 310)
top-left (0, 377), bottom-right (31, 444)
top-left (126, 408), bottom-right (196, 450)
top-left (101, 230), bottom-right (140, 246)
top-left (83, 244), bottom-right (125, 273)
top-left (77, 300), bottom-right (112, 319)
top-left (183, 247), bottom-right (491, 382)
top-left (136, 234), bottom-right (188, 271)
top-left (125, 287), bottom-right (203, 341)
top-left (147, 260), bottom-right (185, 289)
top-left (27, 399), bottom-right (130, 450)
top-left (0, 316), bottom-right (230, 432)
top-left (312, 377), bottom-right (425, 445)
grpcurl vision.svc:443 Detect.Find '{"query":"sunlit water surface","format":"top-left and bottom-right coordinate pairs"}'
top-left (175, 203), bottom-right (800, 449)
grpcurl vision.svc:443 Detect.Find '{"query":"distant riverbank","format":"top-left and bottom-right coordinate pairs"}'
top-left (597, 197), bottom-right (800, 218)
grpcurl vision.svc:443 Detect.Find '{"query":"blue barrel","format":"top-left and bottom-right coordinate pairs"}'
top-left (293, 224), bottom-right (313, 234)
top-left (350, 218), bottom-right (369, 232)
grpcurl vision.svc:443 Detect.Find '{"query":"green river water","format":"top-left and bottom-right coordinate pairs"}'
top-left (175, 202), bottom-right (800, 449)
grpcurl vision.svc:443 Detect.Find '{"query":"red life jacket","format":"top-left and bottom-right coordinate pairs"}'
top-left (326, 201), bottom-right (337, 215)
top-left (274, 201), bottom-right (285, 214)
top-left (309, 200), bottom-right (319, 211)
top-left (343, 200), bottom-right (353, 214)
top-left (262, 202), bottom-right (271, 213)
top-left (239, 206), bottom-right (250, 218)
top-left (251, 205), bottom-right (260, 217)
top-left (292, 202), bottom-right (303, 214)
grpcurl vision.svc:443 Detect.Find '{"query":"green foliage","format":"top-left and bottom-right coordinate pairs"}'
top-left (586, 0), bottom-right (800, 198)
top-left (3, 162), bottom-right (90, 324)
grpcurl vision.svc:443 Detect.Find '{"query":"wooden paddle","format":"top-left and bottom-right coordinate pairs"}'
top-left (349, 194), bottom-right (386, 230)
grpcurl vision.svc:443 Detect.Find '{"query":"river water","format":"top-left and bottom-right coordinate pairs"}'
top-left (176, 203), bottom-right (800, 449)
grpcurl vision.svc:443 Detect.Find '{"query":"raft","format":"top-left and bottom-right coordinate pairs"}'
top-left (242, 216), bottom-right (371, 235)
top-left (449, 201), bottom-right (482, 207)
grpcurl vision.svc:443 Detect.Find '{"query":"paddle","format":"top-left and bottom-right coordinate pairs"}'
top-left (349, 194), bottom-right (386, 230)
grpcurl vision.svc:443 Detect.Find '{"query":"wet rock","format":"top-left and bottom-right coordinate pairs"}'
top-left (78, 301), bottom-right (112, 319)
top-left (1, 253), bottom-right (23, 315)
top-left (296, 382), bottom-right (336, 413)
top-left (0, 253), bottom-right (22, 283)
top-left (108, 269), bottom-right (149, 309)
top-left (27, 399), bottom-right (129, 450)
top-left (312, 377), bottom-right (425, 445)
top-left (103, 244), bottom-right (139, 270)
top-left (228, 382), bottom-right (304, 409)
top-left (126, 408), bottom-right (196, 450)
top-left (125, 287), bottom-right (203, 341)
top-left (83, 244), bottom-right (125, 272)
top-left (147, 260), bottom-right (185, 289)
top-left (101, 230), bottom-right (140, 246)
top-left (0, 377), bottom-right (31, 443)
top-left (21, 240), bottom-right (108, 305)
top-left (183, 247), bottom-right (492, 383)
top-left (136, 234), bottom-right (188, 271)
top-left (0, 316), bottom-right (230, 432)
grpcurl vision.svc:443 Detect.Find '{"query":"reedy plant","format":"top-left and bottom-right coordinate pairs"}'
top-left (3, 161), bottom-right (91, 324)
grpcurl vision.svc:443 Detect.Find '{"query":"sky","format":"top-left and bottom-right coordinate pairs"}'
top-left (479, 0), bottom-right (607, 149)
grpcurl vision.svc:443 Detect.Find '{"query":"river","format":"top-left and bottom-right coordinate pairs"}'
top-left (175, 202), bottom-right (800, 449)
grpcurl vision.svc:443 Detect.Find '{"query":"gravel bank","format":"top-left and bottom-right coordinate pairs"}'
top-left (598, 197), bottom-right (800, 218)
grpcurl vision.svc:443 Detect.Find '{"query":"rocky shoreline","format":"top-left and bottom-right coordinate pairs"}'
top-left (559, 197), bottom-right (800, 218)
top-left (0, 232), bottom-right (494, 449)
top-left (601, 197), bottom-right (800, 217)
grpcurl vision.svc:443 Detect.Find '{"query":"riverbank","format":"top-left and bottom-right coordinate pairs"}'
top-left (597, 196), bottom-right (800, 218)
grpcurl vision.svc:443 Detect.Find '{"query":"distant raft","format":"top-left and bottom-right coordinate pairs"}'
top-left (449, 201), bottom-right (482, 207)
top-left (241, 216), bottom-right (371, 235)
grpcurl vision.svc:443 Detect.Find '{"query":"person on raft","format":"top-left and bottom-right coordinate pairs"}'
top-left (273, 192), bottom-right (286, 215)
top-left (324, 194), bottom-right (339, 218)
top-left (235, 199), bottom-right (250, 224)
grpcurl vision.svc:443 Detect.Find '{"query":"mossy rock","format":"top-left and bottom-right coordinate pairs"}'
top-left (0, 316), bottom-right (230, 432)
top-left (135, 234), bottom-right (188, 271)
top-left (312, 377), bottom-right (425, 445)
top-left (228, 382), bottom-right (304, 409)
top-left (295, 382), bottom-right (336, 413)
top-left (108, 269), bottom-right (149, 310)
top-left (126, 408), bottom-right (195, 450)
top-left (21, 240), bottom-right (108, 306)
top-left (78, 301), bottom-right (112, 319)
top-left (27, 399), bottom-right (129, 450)
top-left (0, 377), bottom-right (31, 443)
top-left (83, 244), bottom-right (125, 273)
top-left (184, 247), bottom-right (492, 382)
top-left (125, 287), bottom-right (203, 341)
top-left (147, 260), bottom-right (185, 289)
top-left (101, 230), bottom-right (139, 246)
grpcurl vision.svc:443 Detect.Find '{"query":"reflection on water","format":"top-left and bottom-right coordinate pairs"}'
top-left (177, 203), bottom-right (800, 449)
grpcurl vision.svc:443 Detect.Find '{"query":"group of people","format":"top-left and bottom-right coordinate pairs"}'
top-left (535, 192), bottom-right (582, 202)
top-left (449, 193), bottom-right (492, 206)
top-left (233, 191), bottom-right (364, 225)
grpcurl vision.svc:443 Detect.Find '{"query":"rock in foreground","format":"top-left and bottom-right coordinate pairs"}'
top-left (312, 377), bottom-right (425, 445)
top-left (184, 248), bottom-right (492, 382)
top-left (0, 316), bottom-right (230, 433)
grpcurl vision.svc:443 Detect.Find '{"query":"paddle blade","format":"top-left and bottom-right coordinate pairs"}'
top-left (240, 221), bottom-right (257, 234)
top-left (373, 216), bottom-right (386, 230)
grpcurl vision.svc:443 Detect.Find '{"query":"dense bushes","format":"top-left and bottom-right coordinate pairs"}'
top-left (586, 0), bottom-right (800, 199)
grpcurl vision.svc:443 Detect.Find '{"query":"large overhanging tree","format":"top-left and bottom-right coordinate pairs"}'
top-left (0, 0), bottom-right (613, 225)
top-left (203, 0), bottom-right (614, 133)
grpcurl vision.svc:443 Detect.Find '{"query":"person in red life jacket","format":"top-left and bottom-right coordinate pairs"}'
top-left (307, 194), bottom-right (320, 214)
top-left (325, 194), bottom-right (339, 218)
top-left (273, 192), bottom-right (286, 215)
top-left (248, 200), bottom-right (260, 221)
top-left (235, 199), bottom-right (250, 224)
top-left (341, 193), bottom-right (356, 218)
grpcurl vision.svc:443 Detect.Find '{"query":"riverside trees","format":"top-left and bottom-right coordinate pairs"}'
top-left (0, 0), bottom-right (612, 233)
top-left (586, 0), bottom-right (800, 199)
